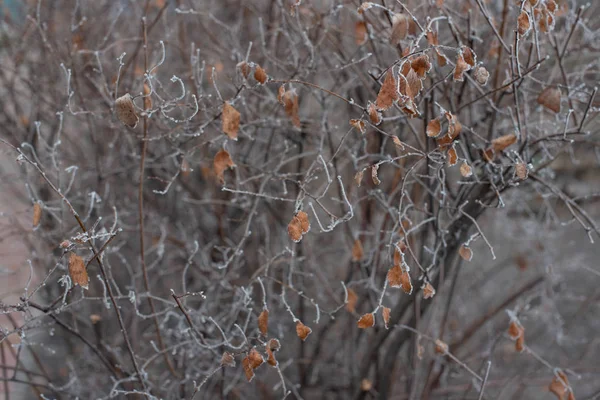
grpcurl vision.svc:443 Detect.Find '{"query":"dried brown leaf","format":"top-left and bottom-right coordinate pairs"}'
top-left (221, 352), bottom-right (236, 367)
top-left (447, 144), bottom-right (458, 166)
top-left (453, 53), bottom-right (470, 82)
top-left (371, 164), bottom-right (381, 185)
top-left (357, 313), bottom-right (375, 329)
top-left (460, 161), bottom-right (473, 177)
top-left (287, 216), bottom-right (303, 243)
top-left (381, 307), bottom-right (391, 329)
top-left (283, 89), bottom-right (301, 128)
top-left (492, 133), bottom-right (517, 152)
top-left (405, 69), bottom-right (422, 99)
top-left (346, 288), bottom-right (358, 313)
top-left (296, 210), bottom-right (310, 234)
top-left (376, 71), bottom-right (398, 111)
top-left (254, 65), bottom-right (268, 84)
top-left (355, 21), bottom-right (368, 45)
top-left (115, 93), bottom-right (139, 128)
top-left (355, 170), bottom-right (364, 186)
top-left (237, 61), bottom-right (251, 79)
top-left (33, 202), bottom-right (42, 228)
top-left (518, 11), bottom-right (531, 36)
top-left (222, 102), bottom-right (240, 140)
top-left (248, 348), bottom-right (264, 370)
top-left (242, 357), bottom-right (255, 381)
top-left (296, 320), bottom-right (312, 341)
top-left (266, 339), bottom-right (280, 367)
top-left (350, 119), bottom-right (366, 134)
top-left (258, 309), bottom-right (269, 336)
top-left (549, 371), bottom-right (572, 400)
top-left (515, 162), bottom-right (528, 180)
top-left (474, 66), bottom-right (490, 85)
top-left (352, 239), bottom-right (364, 262)
top-left (426, 118), bottom-right (441, 137)
top-left (390, 13), bottom-right (410, 44)
top-left (462, 47), bottom-right (477, 67)
top-left (537, 86), bottom-right (561, 113)
top-left (213, 149), bottom-right (236, 184)
top-left (68, 252), bottom-right (89, 289)
top-left (368, 101), bottom-right (382, 125)
top-left (435, 339), bottom-right (448, 354)
top-left (422, 282), bottom-right (436, 299)
top-left (410, 54), bottom-right (432, 78)
top-left (459, 245), bottom-right (473, 261)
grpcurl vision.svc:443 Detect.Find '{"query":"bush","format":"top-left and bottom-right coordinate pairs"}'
top-left (1, 0), bottom-right (599, 399)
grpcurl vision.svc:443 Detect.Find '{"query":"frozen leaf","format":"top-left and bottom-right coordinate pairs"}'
top-left (237, 61), bottom-right (251, 79)
top-left (518, 11), bottom-right (531, 36)
top-left (405, 69), bottom-right (423, 100)
top-left (390, 13), bottom-right (410, 44)
top-left (447, 144), bottom-right (458, 166)
top-left (460, 161), bottom-right (472, 177)
top-left (352, 239), bottom-right (364, 262)
top-left (287, 215), bottom-right (303, 243)
top-left (515, 162), bottom-right (528, 180)
top-left (492, 133), bottom-right (517, 152)
top-left (371, 164), bottom-right (381, 185)
top-left (410, 54), bottom-right (432, 78)
top-left (392, 136), bottom-right (405, 150)
top-left (393, 241), bottom-right (406, 266)
top-left (426, 118), bottom-right (441, 137)
top-left (355, 170), bottom-right (364, 186)
top-left (213, 149), bottom-right (236, 184)
top-left (459, 245), bottom-right (473, 261)
top-left (296, 210), bottom-right (310, 234)
top-left (222, 102), bottom-right (240, 140)
top-left (357, 313), bottom-right (375, 329)
top-left (381, 307), bottom-right (391, 329)
top-left (508, 321), bottom-right (525, 352)
top-left (422, 282), bottom-right (436, 299)
top-left (283, 89), bottom-right (301, 128)
top-left (266, 339), bottom-right (280, 367)
top-left (254, 65), bottom-right (268, 84)
top-left (453, 53), bottom-right (470, 82)
top-left (462, 47), bottom-right (476, 67)
top-left (350, 119), bottom-right (366, 134)
top-left (368, 101), bottom-right (382, 125)
top-left (445, 112), bottom-right (462, 139)
top-left (435, 339), bottom-right (448, 354)
top-left (346, 288), bottom-right (358, 313)
top-left (68, 252), bottom-right (89, 289)
top-left (221, 352), bottom-right (236, 367)
top-left (537, 86), bottom-right (561, 113)
top-left (474, 66), bottom-right (490, 85)
top-left (376, 71), bottom-right (398, 111)
top-left (388, 265), bottom-right (412, 294)
top-left (248, 348), bottom-right (264, 370)
top-left (277, 85), bottom-right (286, 104)
top-left (549, 371), bottom-right (573, 400)
top-left (33, 202), bottom-right (42, 228)
top-left (258, 309), bottom-right (269, 336)
top-left (115, 93), bottom-right (139, 128)
top-left (296, 320), bottom-right (312, 341)
top-left (355, 21), bottom-right (368, 45)
top-left (242, 357), bottom-right (255, 382)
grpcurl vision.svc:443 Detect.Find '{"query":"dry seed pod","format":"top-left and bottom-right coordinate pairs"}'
top-left (537, 86), bottom-right (561, 113)
top-left (357, 313), bottom-right (375, 329)
top-left (376, 71), bottom-right (399, 111)
top-left (33, 202), bottom-right (42, 228)
top-left (115, 93), bottom-right (139, 128)
top-left (258, 309), bottom-right (269, 336)
top-left (381, 307), bottom-right (391, 329)
top-left (68, 252), bottom-right (89, 289)
top-left (222, 102), bottom-right (240, 140)
top-left (296, 320), bottom-right (312, 341)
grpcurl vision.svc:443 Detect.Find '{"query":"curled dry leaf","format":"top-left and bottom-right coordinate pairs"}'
top-left (371, 164), bottom-right (381, 185)
top-left (221, 351), bottom-right (236, 367)
top-left (435, 339), bottom-right (449, 354)
top-left (462, 47), bottom-right (476, 67)
top-left (474, 66), bottom-right (490, 85)
top-left (68, 252), bottom-right (89, 289)
top-left (518, 11), bottom-right (531, 36)
top-left (393, 241), bottom-right (406, 266)
top-left (405, 69), bottom-right (423, 100)
top-left (508, 321), bottom-right (525, 352)
top-left (355, 21), bottom-right (368, 45)
top-left (426, 118), bottom-right (441, 137)
top-left (460, 161), bottom-right (473, 177)
top-left (237, 61), bottom-right (251, 79)
top-left (266, 338), bottom-right (281, 366)
top-left (357, 313), bottom-right (375, 329)
top-left (33, 202), bottom-right (42, 228)
top-left (492, 133), bottom-right (517, 152)
top-left (410, 54), bottom-right (432, 78)
top-left (213, 149), bottom-right (236, 184)
top-left (390, 13), bottom-right (410, 44)
top-left (355, 170), bottom-right (364, 186)
top-left (453, 53), bottom-right (470, 82)
top-left (296, 320), bottom-right (312, 341)
top-left (459, 245), bottom-right (473, 261)
top-left (422, 282), bottom-right (436, 299)
top-left (381, 307), bottom-right (391, 329)
top-left (296, 210), bottom-right (310, 234)
top-left (287, 215), bottom-right (303, 243)
top-left (254, 65), bottom-right (268, 84)
top-left (447, 144), bottom-right (458, 166)
top-left (283, 89), bottom-right (301, 128)
top-left (222, 102), bottom-right (240, 140)
top-left (346, 288), bottom-right (358, 313)
top-left (242, 357), bottom-right (255, 382)
top-left (350, 119), bottom-right (366, 134)
top-left (368, 101), bottom-right (382, 125)
top-left (388, 265), bottom-right (412, 294)
top-left (392, 136), bottom-right (405, 151)
top-left (277, 85), bottom-right (286, 104)
top-left (537, 86), bottom-right (561, 113)
top-left (445, 111), bottom-right (462, 139)
top-left (549, 371), bottom-right (573, 400)
top-left (248, 348), bottom-right (264, 370)
top-left (376, 71), bottom-right (398, 111)
top-left (352, 239), bottom-right (364, 262)
top-left (515, 162), bottom-right (528, 180)
top-left (115, 93), bottom-right (139, 128)
top-left (258, 309), bottom-right (269, 336)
